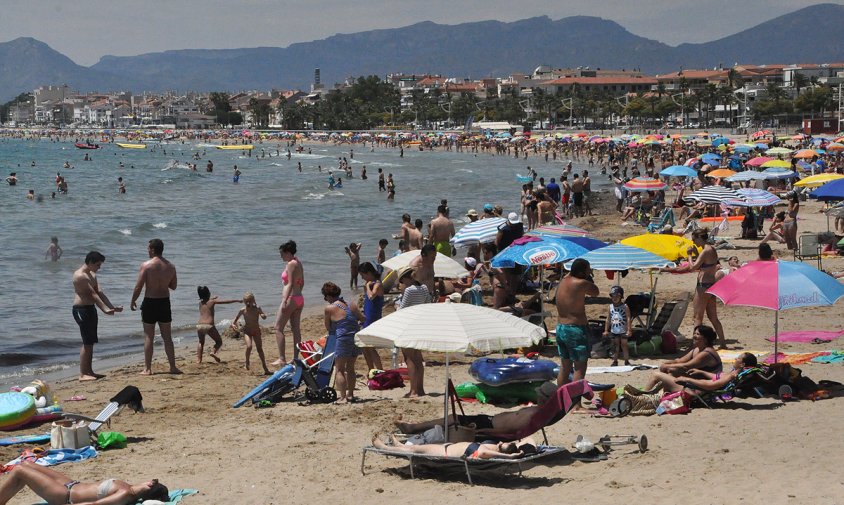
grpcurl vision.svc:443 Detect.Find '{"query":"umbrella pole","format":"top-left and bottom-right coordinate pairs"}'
top-left (443, 352), bottom-right (450, 443)
top-left (773, 311), bottom-right (779, 364)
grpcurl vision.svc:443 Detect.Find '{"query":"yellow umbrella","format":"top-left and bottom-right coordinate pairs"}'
top-left (620, 234), bottom-right (699, 262)
top-left (706, 169), bottom-right (736, 178)
top-left (761, 159), bottom-right (791, 168)
top-left (793, 173), bottom-right (844, 188)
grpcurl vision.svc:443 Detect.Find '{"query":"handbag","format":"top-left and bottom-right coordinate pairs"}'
top-left (50, 420), bottom-right (90, 449)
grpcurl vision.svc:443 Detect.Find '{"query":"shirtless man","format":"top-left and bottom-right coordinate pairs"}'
top-left (555, 259), bottom-right (598, 385)
top-left (571, 174), bottom-right (584, 217)
top-left (398, 214), bottom-right (416, 252)
top-left (409, 219), bottom-right (425, 250)
top-left (72, 251), bottom-right (122, 381)
top-left (130, 239), bottom-right (181, 375)
top-left (429, 204), bottom-right (455, 257)
top-left (409, 244), bottom-right (437, 295)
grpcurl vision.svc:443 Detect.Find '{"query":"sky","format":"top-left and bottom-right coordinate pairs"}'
top-left (1, 0), bottom-right (841, 66)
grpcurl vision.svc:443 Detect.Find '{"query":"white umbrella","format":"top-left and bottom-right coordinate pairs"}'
top-left (451, 217), bottom-right (506, 248)
top-left (356, 303), bottom-right (546, 441)
top-left (381, 250), bottom-right (467, 278)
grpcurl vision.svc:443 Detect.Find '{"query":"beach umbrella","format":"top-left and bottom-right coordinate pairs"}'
top-left (809, 178), bottom-right (844, 201)
top-left (450, 217), bottom-right (506, 248)
top-left (745, 156), bottom-right (773, 167)
top-left (563, 243), bottom-right (672, 271)
top-left (659, 165), bottom-right (698, 178)
top-left (726, 171), bottom-right (769, 182)
top-left (708, 261), bottom-right (844, 362)
top-left (762, 167), bottom-right (797, 179)
top-left (794, 173), bottom-right (844, 188)
top-left (761, 159), bottom-right (791, 169)
top-left (794, 149), bottom-right (819, 159)
top-left (725, 188), bottom-right (781, 207)
top-left (491, 236), bottom-right (591, 268)
top-left (686, 185), bottom-right (744, 204)
top-left (526, 223), bottom-right (595, 238)
top-left (355, 303), bottom-right (546, 440)
top-left (381, 250), bottom-right (467, 278)
top-left (826, 142), bottom-right (844, 151)
top-left (620, 234), bottom-right (698, 262)
top-left (624, 177), bottom-right (667, 192)
top-left (700, 153), bottom-right (722, 165)
top-left (684, 157), bottom-right (699, 167)
top-left (706, 168), bottom-right (737, 179)
top-left (765, 147), bottom-right (792, 155)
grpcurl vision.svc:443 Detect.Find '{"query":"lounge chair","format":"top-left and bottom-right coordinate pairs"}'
top-left (62, 386), bottom-right (144, 438)
top-left (360, 380), bottom-right (594, 484)
top-left (647, 293), bottom-right (690, 339)
top-left (647, 208), bottom-right (676, 233)
top-left (794, 233), bottom-right (822, 269)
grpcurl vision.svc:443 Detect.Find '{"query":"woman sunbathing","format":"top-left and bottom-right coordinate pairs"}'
top-left (371, 434), bottom-right (538, 460)
top-left (640, 325), bottom-right (722, 392)
top-left (0, 462), bottom-right (169, 505)
top-left (635, 352), bottom-right (758, 395)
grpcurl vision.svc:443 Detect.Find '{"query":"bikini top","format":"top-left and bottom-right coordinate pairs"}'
top-left (281, 260), bottom-right (304, 287)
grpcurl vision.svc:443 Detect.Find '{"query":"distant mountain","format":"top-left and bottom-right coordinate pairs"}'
top-left (1, 3), bottom-right (844, 101)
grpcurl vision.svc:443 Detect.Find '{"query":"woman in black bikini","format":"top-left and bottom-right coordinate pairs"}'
top-left (662, 228), bottom-right (727, 348)
top-left (371, 435), bottom-right (537, 460)
top-left (642, 325), bottom-right (723, 392)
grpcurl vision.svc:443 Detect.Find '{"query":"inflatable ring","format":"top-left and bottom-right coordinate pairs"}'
top-left (0, 392), bottom-right (36, 431)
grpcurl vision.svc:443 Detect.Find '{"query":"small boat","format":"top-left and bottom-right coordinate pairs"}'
top-left (74, 143), bottom-right (99, 149)
top-left (215, 145), bottom-right (254, 150)
top-left (116, 143), bottom-right (147, 149)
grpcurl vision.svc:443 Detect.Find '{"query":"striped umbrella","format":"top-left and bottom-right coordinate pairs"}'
top-left (762, 167), bottom-right (797, 179)
top-left (564, 244), bottom-right (672, 271)
top-left (685, 185), bottom-right (744, 204)
top-left (450, 217), bottom-right (506, 248)
top-left (725, 188), bottom-right (781, 207)
top-left (726, 171), bottom-right (769, 182)
top-left (526, 223), bottom-right (595, 238)
top-left (624, 177), bottom-right (667, 192)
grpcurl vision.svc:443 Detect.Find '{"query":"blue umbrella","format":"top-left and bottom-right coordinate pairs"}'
top-left (711, 138), bottom-right (731, 146)
top-left (563, 244), bottom-right (673, 271)
top-left (451, 218), bottom-right (506, 248)
top-left (700, 153), bottom-right (722, 165)
top-left (659, 165), bottom-right (698, 178)
top-left (733, 145), bottom-right (752, 153)
top-left (809, 178), bottom-right (844, 202)
top-left (491, 237), bottom-right (590, 268)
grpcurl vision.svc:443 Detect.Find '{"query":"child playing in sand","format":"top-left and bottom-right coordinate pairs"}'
top-left (231, 292), bottom-right (271, 374)
top-left (603, 286), bottom-right (632, 366)
top-left (196, 286), bottom-right (240, 364)
top-left (345, 242), bottom-right (362, 289)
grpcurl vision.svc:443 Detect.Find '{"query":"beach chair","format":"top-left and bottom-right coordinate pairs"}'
top-left (461, 285), bottom-right (484, 306)
top-left (794, 233), bottom-right (822, 269)
top-left (647, 293), bottom-right (690, 339)
top-left (647, 208), bottom-right (676, 233)
top-left (62, 386), bottom-right (144, 437)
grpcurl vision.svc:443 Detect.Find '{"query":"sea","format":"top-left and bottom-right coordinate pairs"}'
top-left (0, 136), bottom-right (607, 384)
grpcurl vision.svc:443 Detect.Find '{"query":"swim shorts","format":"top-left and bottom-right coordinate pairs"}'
top-left (456, 414), bottom-right (494, 430)
top-left (555, 324), bottom-right (591, 362)
top-left (433, 241), bottom-right (452, 257)
top-left (72, 305), bottom-right (98, 345)
top-left (573, 192), bottom-right (584, 207)
top-left (141, 297), bottom-right (172, 325)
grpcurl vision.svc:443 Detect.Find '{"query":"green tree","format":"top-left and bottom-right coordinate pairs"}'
top-left (208, 92), bottom-right (231, 126)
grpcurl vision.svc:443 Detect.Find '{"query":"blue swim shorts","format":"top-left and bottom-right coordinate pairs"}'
top-left (555, 324), bottom-right (591, 362)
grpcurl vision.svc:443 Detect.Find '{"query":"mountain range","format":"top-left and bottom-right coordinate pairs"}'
top-left (1, 3), bottom-right (844, 102)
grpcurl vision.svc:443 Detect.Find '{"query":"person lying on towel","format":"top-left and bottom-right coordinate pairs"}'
top-left (372, 434), bottom-right (538, 460)
top-left (635, 352), bottom-right (757, 395)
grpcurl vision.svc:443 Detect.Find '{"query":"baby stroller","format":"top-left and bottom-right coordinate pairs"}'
top-left (233, 335), bottom-right (338, 407)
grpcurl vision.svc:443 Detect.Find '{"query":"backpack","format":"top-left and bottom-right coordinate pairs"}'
top-left (367, 370), bottom-right (405, 390)
top-left (660, 330), bottom-right (678, 354)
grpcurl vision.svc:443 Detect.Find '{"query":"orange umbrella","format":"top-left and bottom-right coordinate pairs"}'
top-left (706, 169), bottom-right (736, 178)
top-left (794, 149), bottom-right (819, 159)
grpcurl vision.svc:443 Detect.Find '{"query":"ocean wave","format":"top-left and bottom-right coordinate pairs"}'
top-left (291, 153), bottom-right (327, 159)
top-left (456, 168), bottom-right (474, 173)
top-left (153, 222), bottom-right (167, 229)
top-left (302, 193), bottom-right (325, 200)
top-left (0, 352), bottom-right (45, 367)
top-left (162, 179), bottom-right (174, 184)
top-left (0, 362), bottom-right (71, 381)
top-left (119, 229), bottom-right (132, 236)
top-left (369, 162), bottom-right (402, 167)
top-left (270, 163), bottom-right (284, 167)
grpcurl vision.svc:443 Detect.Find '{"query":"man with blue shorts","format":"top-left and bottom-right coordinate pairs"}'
top-left (555, 258), bottom-right (599, 386)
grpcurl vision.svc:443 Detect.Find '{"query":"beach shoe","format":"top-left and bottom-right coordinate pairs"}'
top-left (256, 400), bottom-right (274, 409)
top-left (610, 360), bottom-right (618, 367)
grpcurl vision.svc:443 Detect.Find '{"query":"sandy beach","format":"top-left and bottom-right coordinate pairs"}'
top-left (2, 184), bottom-right (843, 504)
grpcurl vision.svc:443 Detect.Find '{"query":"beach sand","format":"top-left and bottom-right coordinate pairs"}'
top-left (2, 197), bottom-right (844, 504)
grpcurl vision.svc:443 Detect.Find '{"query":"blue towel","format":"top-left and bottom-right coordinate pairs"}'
top-left (36, 488), bottom-right (198, 505)
top-left (5, 446), bottom-right (97, 467)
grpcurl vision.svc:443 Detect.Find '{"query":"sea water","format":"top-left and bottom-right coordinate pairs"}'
top-left (0, 137), bottom-right (606, 381)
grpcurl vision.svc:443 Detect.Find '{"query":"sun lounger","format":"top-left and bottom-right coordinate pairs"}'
top-left (62, 386), bottom-right (144, 436)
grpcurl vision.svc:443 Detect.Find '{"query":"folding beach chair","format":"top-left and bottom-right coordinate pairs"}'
top-left (794, 233), bottom-right (822, 269)
top-left (63, 386), bottom-right (144, 437)
top-left (647, 208), bottom-right (676, 233)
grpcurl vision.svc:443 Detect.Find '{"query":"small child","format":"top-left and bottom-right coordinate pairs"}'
top-left (231, 292), bottom-right (270, 374)
top-left (344, 242), bottom-right (362, 289)
top-left (376, 238), bottom-right (388, 273)
top-left (196, 286), bottom-right (240, 363)
top-left (44, 236), bottom-right (63, 262)
top-left (603, 286), bottom-right (632, 367)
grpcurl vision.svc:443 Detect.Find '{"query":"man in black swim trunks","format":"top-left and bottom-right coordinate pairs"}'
top-left (130, 239), bottom-right (181, 375)
top-left (72, 251), bottom-right (123, 381)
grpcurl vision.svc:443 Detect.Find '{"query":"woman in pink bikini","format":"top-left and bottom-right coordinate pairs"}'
top-left (273, 240), bottom-right (305, 365)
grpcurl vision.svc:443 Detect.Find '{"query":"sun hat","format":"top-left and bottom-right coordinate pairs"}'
top-left (466, 208), bottom-right (478, 218)
top-left (507, 212), bottom-right (521, 224)
top-left (396, 266), bottom-right (416, 283)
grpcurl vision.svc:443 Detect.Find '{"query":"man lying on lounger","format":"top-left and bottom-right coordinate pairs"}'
top-left (394, 382), bottom-right (557, 438)
top-left (372, 434), bottom-right (538, 460)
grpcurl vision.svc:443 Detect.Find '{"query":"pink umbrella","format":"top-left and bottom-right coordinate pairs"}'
top-left (745, 156), bottom-right (773, 167)
top-left (707, 260), bottom-right (844, 361)
top-left (684, 157), bottom-right (698, 167)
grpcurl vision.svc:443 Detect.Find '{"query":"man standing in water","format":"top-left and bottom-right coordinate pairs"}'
top-left (555, 258), bottom-right (598, 386)
top-left (130, 239), bottom-right (181, 375)
top-left (429, 204), bottom-right (455, 257)
top-left (72, 251), bottom-right (122, 381)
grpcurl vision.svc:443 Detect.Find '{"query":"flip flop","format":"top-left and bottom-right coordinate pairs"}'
top-left (66, 395), bottom-right (86, 401)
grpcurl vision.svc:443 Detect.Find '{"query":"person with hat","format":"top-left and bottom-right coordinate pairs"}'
top-left (603, 286), bottom-right (632, 366)
top-left (464, 209), bottom-right (481, 261)
top-left (480, 203), bottom-right (495, 219)
top-left (495, 212), bottom-right (524, 252)
top-left (396, 266), bottom-right (430, 397)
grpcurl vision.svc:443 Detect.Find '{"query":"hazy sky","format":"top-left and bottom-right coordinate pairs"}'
top-left (1, 0), bottom-right (840, 66)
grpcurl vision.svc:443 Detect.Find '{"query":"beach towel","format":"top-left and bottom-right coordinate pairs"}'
top-left (763, 352), bottom-right (830, 365)
top-left (586, 364), bottom-right (657, 374)
top-left (37, 488), bottom-right (198, 505)
top-left (511, 235), bottom-right (541, 245)
top-left (811, 351), bottom-right (844, 364)
top-left (717, 350), bottom-right (768, 362)
top-left (3, 446), bottom-right (96, 471)
top-left (765, 330), bottom-right (844, 343)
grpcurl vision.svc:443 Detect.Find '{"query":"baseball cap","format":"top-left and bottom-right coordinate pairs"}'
top-left (466, 208), bottom-right (478, 218)
top-left (483, 203), bottom-right (494, 212)
top-left (464, 257), bottom-right (477, 268)
top-left (508, 212), bottom-right (521, 224)
top-left (610, 286), bottom-right (625, 297)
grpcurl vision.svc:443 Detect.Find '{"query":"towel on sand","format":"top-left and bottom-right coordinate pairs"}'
top-left (812, 351), bottom-right (844, 364)
top-left (765, 330), bottom-right (844, 343)
top-left (763, 352), bottom-right (830, 365)
top-left (586, 364), bottom-right (657, 374)
top-left (38, 488), bottom-right (198, 505)
top-left (4, 446), bottom-right (96, 469)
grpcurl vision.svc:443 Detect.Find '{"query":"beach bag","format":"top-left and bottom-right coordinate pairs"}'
top-left (50, 420), bottom-right (89, 449)
top-left (96, 431), bottom-right (127, 450)
top-left (656, 391), bottom-right (691, 415)
top-left (367, 370), bottom-right (405, 390)
top-left (660, 330), bottom-right (678, 354)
